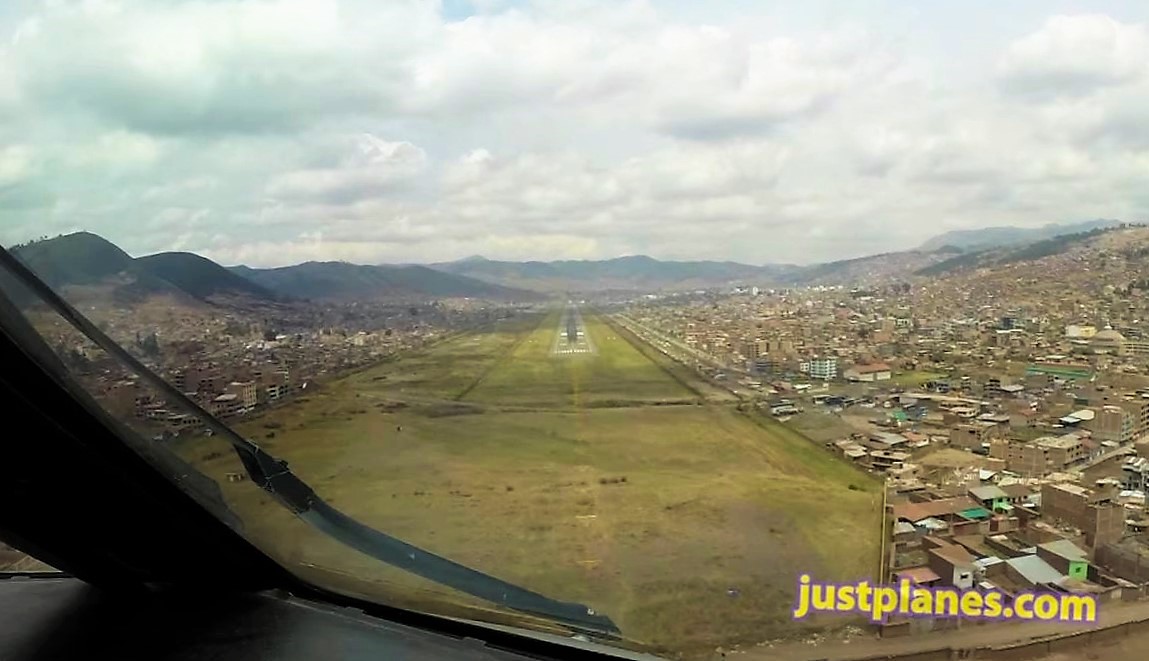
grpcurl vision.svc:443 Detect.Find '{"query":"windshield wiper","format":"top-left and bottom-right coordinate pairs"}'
top-left (0, 246), bottom-right (620, 637)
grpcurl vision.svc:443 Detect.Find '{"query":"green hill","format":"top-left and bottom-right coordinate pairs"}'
top-left (229, 261), bottom-right (539, 301)
top-left (137, 252), bottom-right (278, 301)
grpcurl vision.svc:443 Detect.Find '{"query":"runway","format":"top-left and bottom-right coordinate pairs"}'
top-left (551, 306), bottom-right (595, 356)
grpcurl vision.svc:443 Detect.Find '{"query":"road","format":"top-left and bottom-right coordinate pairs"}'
top-left (612, 314), bottom-right (754, 398)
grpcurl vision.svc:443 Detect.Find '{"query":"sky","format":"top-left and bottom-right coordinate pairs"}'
top-left (2, 0), bottom-right (1149, 267)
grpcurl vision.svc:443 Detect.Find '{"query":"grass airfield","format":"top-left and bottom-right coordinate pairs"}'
top-left (178, 309), bottom-right (880, 657)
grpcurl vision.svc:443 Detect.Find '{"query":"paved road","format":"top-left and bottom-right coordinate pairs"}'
top-left (612, 314), bottom-right (753, 398)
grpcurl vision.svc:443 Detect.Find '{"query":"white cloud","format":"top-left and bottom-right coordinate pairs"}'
top-left (0, 146), bottom-right (36, 186)
top-left (266, 134), bottom-right (429, 203)
top-left (409, 13), bottom-right (902, 140)
top-left (3, 2), bottom-right (1149, 264)
top-left (998, 14), bottom-right (1149, 99)
top-left (10, 0), bottom-right (431, 133)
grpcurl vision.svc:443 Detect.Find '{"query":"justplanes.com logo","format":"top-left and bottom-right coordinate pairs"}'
top-left (791, 575), bottom-right (1097, 624)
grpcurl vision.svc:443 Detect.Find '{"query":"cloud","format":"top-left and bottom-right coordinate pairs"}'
top-left (410, 13), bottom-right (902, 140)
top-left (998, 15), bottom-right (1149, 100)
top-left (265, 134), bottom-right (429, 203)
top-left (10, 0), bottom-right (431, 134)
top-left (3, 2), bottom-right (1149, 265)
top-left (0, 146), bottom-right (36, 187)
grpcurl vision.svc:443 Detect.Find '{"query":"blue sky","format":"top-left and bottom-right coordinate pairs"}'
top-left (2, 1), bottom-right (1148, 266)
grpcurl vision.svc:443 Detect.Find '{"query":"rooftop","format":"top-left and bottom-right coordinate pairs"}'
top-left (1036, 435), bottom-right (1084, 450)
top-left (1047, 482), bottom-right (1090, 497)
top-left (1001, 483), bottom-right (1035, 499)
top-left (1038, 540), bottom-right (1088, 562)
top-left (894, 566), bottom-right (942, 584)
top-left (851, 363), bottom-right (892, 373)
top-left (969, 485), bottom-right (1009, 501)
top-left (892, 497), bottom-right (981, 523)
top-left (929, 543), bottom-right (977, 567)
top-left (1006, 555), bottom-right (1065, 586)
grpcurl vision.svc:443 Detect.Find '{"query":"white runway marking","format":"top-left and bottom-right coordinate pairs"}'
top-left (551, 306), bottom-right (596, 356)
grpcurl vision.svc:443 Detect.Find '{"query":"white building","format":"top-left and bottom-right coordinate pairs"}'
top-left (809, 356), bottom-right (838, 381)
top-left (845, 363), bottom-right (892, 382)
top-left (1065, 325), bottom-right (1098, 339)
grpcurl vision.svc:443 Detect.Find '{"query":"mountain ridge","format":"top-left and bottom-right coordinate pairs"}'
top-left (229, 260), bottom-right (539, 302)
top-left (917, 219), bottom-right (1122, 252)
top-left (6, 233), bottom-right (537, 306)
top-left (6, 219), bottom-right (1136, 303)
top-left (136, 251), bottom-right (280, 301)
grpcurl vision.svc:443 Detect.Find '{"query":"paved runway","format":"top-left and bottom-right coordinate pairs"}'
top-left (551, 306), bottom-right (595, 356)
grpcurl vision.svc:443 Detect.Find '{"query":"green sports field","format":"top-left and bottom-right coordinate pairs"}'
top-left (177, 308), bottom-right (881, 658)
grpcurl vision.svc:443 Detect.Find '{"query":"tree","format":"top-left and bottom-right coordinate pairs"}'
top-left (139, 332), bottom-right (161, 357)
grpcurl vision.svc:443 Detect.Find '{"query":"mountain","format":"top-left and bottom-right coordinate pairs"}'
top-left (915, 224), bottom-right (1130, 277)
top-left (918, 220), bottom-right (1122, 252)
top-left (3, 232), bottom-right (184, 306)
top-left (432, 251), bottom-right (964, 291)
top-left (12, 231), bottom-right (144, 289)
top-left (229, 261), bottom-right (538, 302)
top-left (9, 221), bottom-right (1141, 307)
top-left (432, 254), bottom-right (801, 292)
top-left (4, 233), bottom-right (277, 308)
top-left (788, 251), bottom-right (950, 286)
top-left (136, 252), bottom-right (278, 301)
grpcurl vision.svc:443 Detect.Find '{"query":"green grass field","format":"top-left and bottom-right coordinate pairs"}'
top-left (462, 311), bottom-right (700, 407)
top-left (176, 309), bottom-right (881, 658)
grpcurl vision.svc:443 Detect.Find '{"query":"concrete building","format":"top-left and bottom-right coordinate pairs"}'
top-left (1091, 326), bottom-right (1126, 356)
top-left (949, 423), bottom-right (996, 452)
top-left (1084, 389), bottom-right (1149, 437)
top-left (1120, 396), bottom-right (1149, 438)
top-left (739, 341), bottom-right (760, 360)
top-left (997, 433), bottom-right (1087, 476)
top-left (808, 356), bottom-right (838, 381)
top-left (925, 538), bottom-right (978, 589)
top-left (1036, 540), bottom-right (1090, 580)
top-left (1091, 405), bottom-right (1136, 444)
top-left (1065, 325), bottom-right (1097, 339)
top-left (1040, 482), bottom-right (1126, 548)
top-left (1035, 433), bottom-right (1088, 468)
top-left (226, 381), bottom-right (258, 411)
top-left (210, 393), bottom-right (243, 418)
top-left (1125, 339), bottom-right (1149, 357)
top-left (968, 485), bottom-right (1010, 513)
top-left (1001, 441), bottom-right (1048, 477)
top-left (1121, 456), bottom-right (1149, 491)
top-left (845, 362), bottom-right (892, 382)
top-left (1004, 555), bottom-right (1065, 588)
